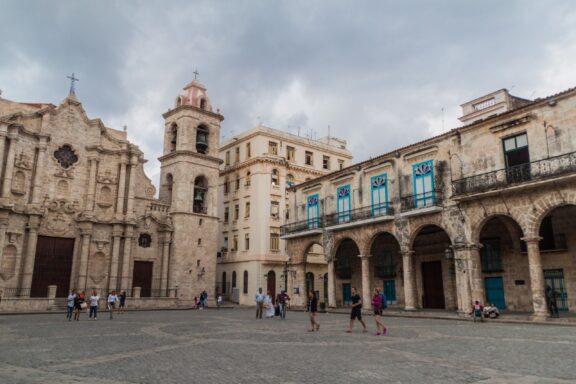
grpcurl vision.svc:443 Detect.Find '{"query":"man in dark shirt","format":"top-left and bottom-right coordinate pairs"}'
top-left (346, 287), bottom-right (367, 333)
top-left (276, 290), bottom-right (290, 320)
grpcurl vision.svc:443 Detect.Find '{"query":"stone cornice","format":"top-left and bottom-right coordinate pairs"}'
top-left (158, 150), bottom-right (223, 165)
top-left (220, 156), bottom-right (325, 177)
top-left (162, 104), bottom-right (224, 121)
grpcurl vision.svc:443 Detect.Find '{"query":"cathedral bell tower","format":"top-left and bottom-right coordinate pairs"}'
top-left (158, 78), bottom-right (223, 302)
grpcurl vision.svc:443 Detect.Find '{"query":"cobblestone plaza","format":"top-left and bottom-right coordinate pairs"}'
top-left (1, 309), bottom-right (575, 384)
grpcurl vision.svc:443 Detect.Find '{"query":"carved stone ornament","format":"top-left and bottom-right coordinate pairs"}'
top-left (44, 212), bottom-right (73, 235)
top-left (53, 145), bottom-right (79, 169)
top-left (14, 152), bottom-right (32, 170)
top-left (97, 169), bottom-right (117, 184)
top-left (92, 229), bottom-right (110, 251)
top-left (45, 198), bottom-right (79, 214)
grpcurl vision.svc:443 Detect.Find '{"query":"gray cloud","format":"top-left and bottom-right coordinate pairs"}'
top-left (2, 0), bottom-right (576, 186)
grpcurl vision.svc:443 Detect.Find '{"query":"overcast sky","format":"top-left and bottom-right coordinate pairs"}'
top-left (2, 0), bottom-right (576, 187)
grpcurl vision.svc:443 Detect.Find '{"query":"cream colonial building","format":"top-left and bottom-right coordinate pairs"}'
top-left (217, 126), bottom-right (352, 305)
top-left (0, 79), bottom-right (222, 311)
top-left (282, 87), bottom-right (576, 318)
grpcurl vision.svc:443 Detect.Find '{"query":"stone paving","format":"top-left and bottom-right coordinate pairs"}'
top-left (1, 308), bottom-right (575, 384)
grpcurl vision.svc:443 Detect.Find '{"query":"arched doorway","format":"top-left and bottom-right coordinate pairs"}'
top-left (305, 272), bottom-right (315, 296)
top-left (303, 242), bottom-right (326, 305)
top-left (370, 232), bottom-right (401, 307)
top-left (537, 205), bottom-right (576, 313)
top-left (334, 238), bottom-right (360, 306)
top-left (478, 215), bottom-right (525, 311)
top-left (267, 270), bottom-right (276, 304)
top-left (412, 225), bottom-right (454, 309)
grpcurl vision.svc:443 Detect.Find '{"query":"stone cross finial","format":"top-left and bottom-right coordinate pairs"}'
top-left (67, 73), bottom-right (79, 96)
top-left (193, 69), bottom-right (199, 80)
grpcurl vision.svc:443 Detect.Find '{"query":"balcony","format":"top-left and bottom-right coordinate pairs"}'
top-left (452, 151), bottom-right (576, 196)
top-left (280, 218), bottom-right (323, 238)
top-left (324, 204), bottom-right (394, 230)
top-left (400, 191), bottom-right (443, 216)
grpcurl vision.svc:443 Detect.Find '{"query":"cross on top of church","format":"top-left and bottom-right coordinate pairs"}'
top-left (193, 69), bottom-right (199, 80)
top-left (67, 73), bottom-right (79, 96)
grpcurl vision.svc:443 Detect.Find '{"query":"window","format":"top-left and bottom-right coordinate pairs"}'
top-left (245, 202), bottom-right (250, 218)
top-left (271, 169), bottom-right (279, 187)
top-left (245, 171), bottom-right (251, 186)
top-left (223, 236), bottom-right (228, 251)
top-left (224, 177), bottom-right (229, 194)
top-left (170, 124), bottom-right (178, 152)
top-left (233, 235), bottom-right (238, 251)
top-left (503, 132), bottom-right (530, 183)
top-left (271, 201), bottom-right (280, 219)
top-left (224, 207), bottom-right (229, 223)
top-left (269, 141), bottom-right (278, 155)
top-left (196, 125), bottom-right (209, 154)
top-left (246, 142), bottom-right (251, 158)
top-left (539, 215), bottom-right (557, 251)
top-left (287, 146), bottom-right (295, 161)
top-left (235, 174), bottom-right (240, 191)
top-left (413, 160), bottom-right (435, 208)
top-left (270, 232), bottom-right (280, 251)
top-left (338, 159), bottom-right (344, 170)
top-left (193, 176), bottom-right (208, 214)
top-left (232, 271), bottom-right (237, 288)
top-left (286, 174), bottom-right (295, 188)
top-left (138, 233), bottom-right (152, 248)
top-left (225, 151), bottom-right (230, 165)
top-left (481, 239), bottom-right (502, 272)
top-left (336, 184), bottom-right (351, 223)
top-left (235, 147), bottom-right (240, 163)
top-left (371, 173), bottom-right (389, 216)
top-left (473, 97), bottom-right (496, 111)
top-left (221, 272), bottom-right (227, 294)
top-left (307, 194), bottom-right (320, 229)
top-left (245, 233), bottom-right (250, 250)
top-left (234, 204), bottom-right (239, 221)
top-left (243, 271), bottom-right (248, 294)
top-left (323, 155), bottom-right (330, 170)
top-left (305, 151), bottom-right (313, 165)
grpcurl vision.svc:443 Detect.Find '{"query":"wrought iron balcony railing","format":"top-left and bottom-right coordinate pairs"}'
top-left (193, 205), bottom-right (208, 214)
top-left (400, 191), bottom-right (443, 212)
top-left (452, 151), bottom-right (576, 196)
top-left (324, 204), bottom-right (394, 227)
top-left (280, 218), bottom-right (324, 237)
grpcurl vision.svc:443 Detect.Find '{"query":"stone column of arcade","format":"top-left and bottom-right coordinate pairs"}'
top-left (77, 228), bottom-right (93, 291)
top-left (108, 225), bottom-right (123, 291)
top-left (120, 226), bottom-right (135, 292)
top-left (125, 155), bottom-right (138, 218)
top-left (453, 244), bottom-right (472, 316)
top-left (1, 131), bottom-right (18, 197)
top-left (358, 254), bottom-right (372, 311)
top-left (0, 128), bottom-right (7, 177)
top-left (468, 244), bottom-right (485, 303)
top-left (327, 257), bottom-right (336, 308)
top-left (523, 236), bottom-right (548, 319)
top-left (115, 157), bottom-right (127, 216)
top-left (401, 249), bottom-right (417, 310)
top-left (85, 157), bottom-right (99, 211)
top-left (20, 215), bottom-right (41, 295)
top-left (30, 138), bottom-right (48, 204)
top-left (160, 232), bottom-right (172, 293)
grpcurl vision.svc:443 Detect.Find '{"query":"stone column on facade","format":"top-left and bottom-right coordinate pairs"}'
top-left (401, 250), bottom-right (417, 310)
top-left (522, 236), bottom-right (548, 319)
top-left (20, 215), bottom-right (41, 294)
top-left (327, 258), bottom-right (336, 308)
top-left (468, 244), bottom-right (485, 304)
top-left (125, 155), bottom-right (138, 218)
top-left (0, 217), bottom-right (8, 267)
top-left (358, 254), bottom-right (372, 311)
top-left (77, 228), bottom-right (92, 291)
top-left (85, 157), bottom-right (99, 211)
top-left (115, 156), bottom-right (128, 215)
top-left (30, 138), bottom-right (48, 204)
top-left (120, 226), bottom-right (134, 292)
top-left (2, 131), bottom-right (18, 197)
top-left (108, 225), bottom-right (123, 291)
top-left (160, 232), bottom-right (172, 292)
top-left (452, 244), bottom-right (471, 316)
top-left (0, 128), bottom-right (7, 188)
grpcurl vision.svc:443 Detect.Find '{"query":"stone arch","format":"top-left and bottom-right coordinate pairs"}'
top-left (363, 228), bottom-right (401, 256)
top-left (527, 190), bottom-right (576, 238)
top-left (471, 212), bottom-right (526, 245)
top-left (196, 124), bottom-right (209, 154)
top-left (286, 235), bottom-right (323, 265)
top-left (193, 176), bottom-right (208, 214)
top-left (409, 222), bottom-right (455, 250)
top-left (170, 123), bottom-right (178, 152)
top-left (333, 237), bottom-right (361, 276)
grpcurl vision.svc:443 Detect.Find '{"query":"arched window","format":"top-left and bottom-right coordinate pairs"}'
top-left (193, 176), bottom-right (208, 214)
top-left (138, 233), bottom-right (152, 248)
top-left (170, 124), bottom-right (178, 152)
top-left (232, 271), bottom-right (237, 288)
top-left (271, 169), bottom-right (279, 187)
top-left (199, 98), bottom-right (207, 110)
top-left (166, 174), bottom-right (173, 204)
top-left (196, 125), bottom-right (209, 154)
top-left (222, 271), bottom-right (227, 294)
top-left (223, 177), bottom-right (230, 194)
top-left (243, 270), bottom-right (248, 294)
top-left (286, 174), bottom-right (295, 188)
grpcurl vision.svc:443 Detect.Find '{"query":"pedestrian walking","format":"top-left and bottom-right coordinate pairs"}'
top-left (118, 291), bottom-right (127, 313)
top-left (89, 290), bottom-right (99, 320)
top-left (73, 291), bottom-right (86, 321)
top-left (107, 290), bottom-right (119, 320)
top-left (371, 288), bottom-right (387, 336)
top-left (255, 288), bottom-right (265, 319)
top-left (546, 285), bottom-right (560, 318)
top-left (346, 287), bottom-right (367, 333)
top-left (66, 290), bottom-right (76, 321)
top-left (276, 290), bottom-right (290, 320)
top-left (471, 300), bottom-right (484, 323)
top-left (200, 290), bottom-right (208, 309)
top-left (264, 291), bottom-right (275, 318)
top-left (307, 291), bottom-right (320, 332)
top-left (217, 294), bottom-right (222, 309)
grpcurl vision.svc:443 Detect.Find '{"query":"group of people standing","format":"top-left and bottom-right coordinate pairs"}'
top-left (66, 289), bottom-right (127, 321)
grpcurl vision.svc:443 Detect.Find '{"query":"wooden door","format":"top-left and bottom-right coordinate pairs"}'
top-left (421, 261), bottom-right (445, 309)
top-left (132, 261), bottom-right (153, 297)
top-left (31, 236), bottom-right (75, 298)
top-left (267, 271), bottom-right (276, 304)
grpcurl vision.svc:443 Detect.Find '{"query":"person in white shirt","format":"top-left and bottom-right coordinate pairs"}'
top-left (107, 290), bottom-right (119, 320)
top-left (66, 290), bottom-right (76, 321)
top-left (89, 290), bottom-right (99, 320)
top-left (255, 288), bottom-right (265, 319)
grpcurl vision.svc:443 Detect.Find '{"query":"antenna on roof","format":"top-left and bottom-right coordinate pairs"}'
top-left (297, 126), bottom-right (300, 136)
top-left (441, 108), bottom-right (445, 132)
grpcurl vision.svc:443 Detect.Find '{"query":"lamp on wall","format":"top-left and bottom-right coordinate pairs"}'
top-left (444, 247), bottom-right (465, 272)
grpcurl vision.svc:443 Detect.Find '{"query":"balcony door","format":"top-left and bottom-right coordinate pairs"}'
top-left (413, 160), bottom-right (435, 208)
top-left (307, 194), bottom-right (320, 229)
top-left (336, 184), bottom-right (351, 223)
top-left (503, 133), bottom-right (530, 183)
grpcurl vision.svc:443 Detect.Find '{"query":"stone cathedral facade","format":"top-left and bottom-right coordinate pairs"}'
top-left (0, 79), bottom-right (221, 311)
